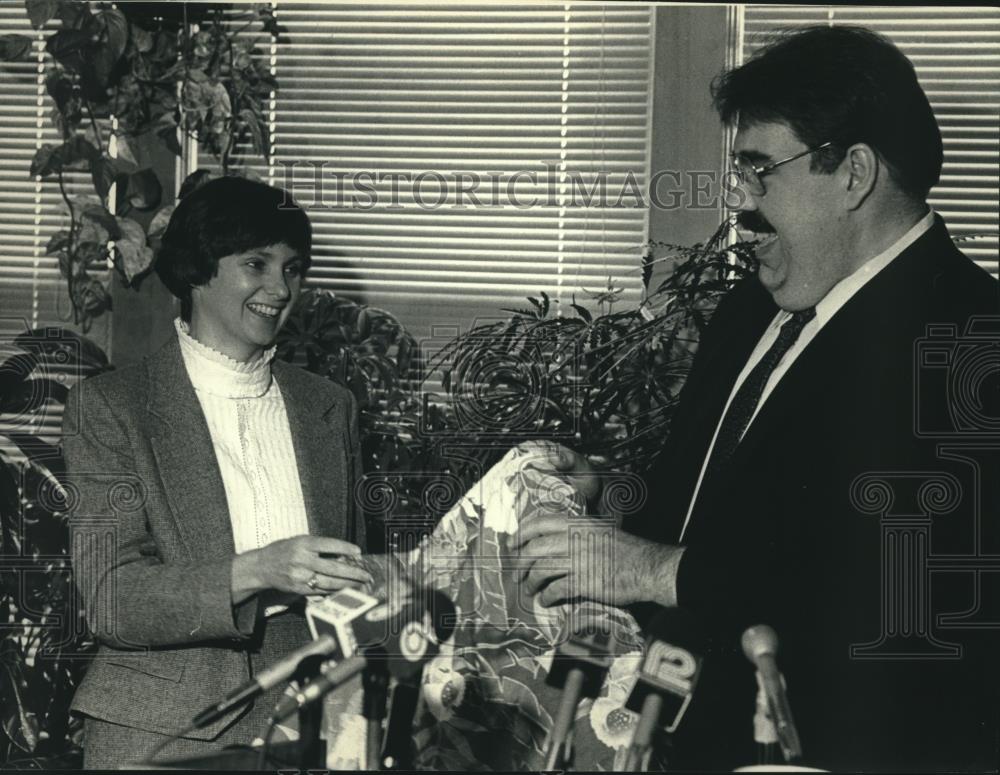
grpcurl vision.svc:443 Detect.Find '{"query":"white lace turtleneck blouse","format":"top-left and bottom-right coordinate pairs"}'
top-left (174, 318), bottom-right (311, 558)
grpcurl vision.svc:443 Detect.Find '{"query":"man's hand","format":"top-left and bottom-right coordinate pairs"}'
top-left (521, 440), bottom-right (603, 501)
top-left (513, 515), bottom-right (684, 608)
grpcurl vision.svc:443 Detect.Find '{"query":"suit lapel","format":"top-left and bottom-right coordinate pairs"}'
top-left (272, 360), bottom-right (347, 540)
top-left (146, 337), bottom-right (236, 559)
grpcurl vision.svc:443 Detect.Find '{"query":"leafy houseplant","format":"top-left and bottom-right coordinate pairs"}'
top-left (0, 329), bottom-right (110, 765)
top-left (0, 0), bottom-right (286, 331)
top-left (415, 218), bottom-right (759, 485)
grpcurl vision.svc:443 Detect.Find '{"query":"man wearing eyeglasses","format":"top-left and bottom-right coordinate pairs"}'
top-left (518, 24), bottom-right (998, 771)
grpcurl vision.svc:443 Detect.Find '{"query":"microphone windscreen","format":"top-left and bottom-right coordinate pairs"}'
top-left (741, 624), bottom-right (779, 664)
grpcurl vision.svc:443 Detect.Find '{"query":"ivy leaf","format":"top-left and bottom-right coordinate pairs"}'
top-left (239, 107), bottom-right (268, 160)
top-left (80, 204), bottom-right (120, 241)
top-left (146, 204), bottom-right (174, 240)
top-left (24, 0), bottom-right (59, 30)
top-left (71, 276), bottom-right (111, 317)
top-left (114, 217), bottom-right (154, 284)
top-left (28, 136), bottom-right (97, 178)
top-left (56, 0), bottom-right (89, 29)
top-left (0, 33), bottom-right (32, 61)
top-left (89, 154), bottom-right (133, 200)
top-left (90, 156), bottom-right (115, 200)
top-left (256, 6), bottom-right (289, 40)
top-left (44, 71), bottom-right (73, 110)
top-left (114, 134), bottom-right (138, 166)
top-left (45, 28), bottom-right (91, 73)
top-left (131, 24), bottom-right (153, 54)
top-left (64, 135), bottom-right (100, 166)
top-left (126, 168), bottom-right (161, 211)
top-left (88, 9), bottom-right (128, 90)
top-left (157, 125), bottom-right (181, 157)
top-left (44, 230), bottom-right (70, 255)
top-left (75, 240), bottom-right (107, 269)
top-left (28, 144), bottom-right (57, 178)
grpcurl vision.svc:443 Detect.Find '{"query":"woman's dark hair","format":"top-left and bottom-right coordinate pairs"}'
top-left (712, 25), bottom-right (943, 201)
top-left (155, 176), bottom-right (312, 321)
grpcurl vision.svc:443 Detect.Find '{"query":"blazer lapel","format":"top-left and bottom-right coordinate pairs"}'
top-left (272, 361), bottom-right (348, 540)
top-left (145, 337), bottom-right (236, 559)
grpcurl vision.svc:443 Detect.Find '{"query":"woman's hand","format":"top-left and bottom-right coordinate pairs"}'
top-left (231, 535), bottom-right (372, 603)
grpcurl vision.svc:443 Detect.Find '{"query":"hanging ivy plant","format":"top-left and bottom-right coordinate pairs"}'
top-left (0, 0), bottom-right (286, 331)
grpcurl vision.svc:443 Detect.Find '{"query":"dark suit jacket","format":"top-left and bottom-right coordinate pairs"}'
top-left (626, 217), bottom-right (999, 771)
top-left (62, 335), bottom-right (365, 744)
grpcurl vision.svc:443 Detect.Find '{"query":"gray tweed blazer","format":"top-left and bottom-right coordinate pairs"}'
top-left (62, 334), bottom-right (365, 740)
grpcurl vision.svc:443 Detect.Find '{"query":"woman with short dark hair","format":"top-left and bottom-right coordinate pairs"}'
top-left (63, 176), bottom-right (370, 768)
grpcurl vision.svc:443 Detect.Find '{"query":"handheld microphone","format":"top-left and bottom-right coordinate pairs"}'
top-left (741, 624), bottom-right (802, 762)
top-left (191, 634), bottom-right (338, 729)
top-left (624, 609), bottom-right (704, 771)
top-left (543, 627), bottom-right (616, 769)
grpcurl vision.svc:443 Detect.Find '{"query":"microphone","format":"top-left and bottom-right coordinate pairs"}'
top-left (543, 627), bottom-right (616, 769)
top-left (307, 587), bottom-right (456, 679)
top-left (741, 624), bottom-right (802, 762)
top-left (268, 588), bottom-right (457, 722)
top-left (191, 634), bottom-right (339, 729)
top-left (624, 609), bottom-right (704, 771)
top-left (269, 654), bottom-right (368, 722)
top-left (304, 587), bottom-right (382, 661)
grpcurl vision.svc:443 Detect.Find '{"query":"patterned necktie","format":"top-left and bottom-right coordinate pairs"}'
top-left (703, 307), bottom-right (816, 479)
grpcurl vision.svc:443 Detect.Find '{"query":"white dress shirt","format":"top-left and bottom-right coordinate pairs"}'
top-left (679, 210), bottom-right (935, 541)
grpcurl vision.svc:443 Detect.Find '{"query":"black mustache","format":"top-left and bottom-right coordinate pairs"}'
top-left (736, 211), bottom-right (775, 234)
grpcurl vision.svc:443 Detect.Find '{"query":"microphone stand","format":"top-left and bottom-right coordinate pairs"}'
top-left (381, 680), bottom-right (420, 770)
top-left (363, 660), bottom-right (390, 770)
top-left (294, 655), bottom-right (327, 769)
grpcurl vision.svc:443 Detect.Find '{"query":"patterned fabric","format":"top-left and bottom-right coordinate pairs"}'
top-left (266, 442), bottom-right (648, 771)
top-left (704, 306), bottom-right (816, 480)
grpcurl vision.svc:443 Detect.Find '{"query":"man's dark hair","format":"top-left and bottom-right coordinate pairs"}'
top-left (155, 176), bottom-right (312, 321)
top-left (712, 25), bottom-right (942, 201)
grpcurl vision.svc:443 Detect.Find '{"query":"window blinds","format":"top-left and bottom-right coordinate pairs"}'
top-left (740, 5), bottom-right (1000, 277)
top-left (0, 5), bottom-right (107, 460)
top-left (207, 3), bottom-right (656, 344)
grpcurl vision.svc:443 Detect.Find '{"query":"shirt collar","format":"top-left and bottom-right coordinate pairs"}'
top-left (772, 209), bottom-right (936, 332)
top-left (174, 317), bottom-right (276, 399)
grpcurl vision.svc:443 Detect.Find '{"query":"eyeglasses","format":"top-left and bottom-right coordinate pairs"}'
top-left (730, 141), bottom-right (833, 196)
